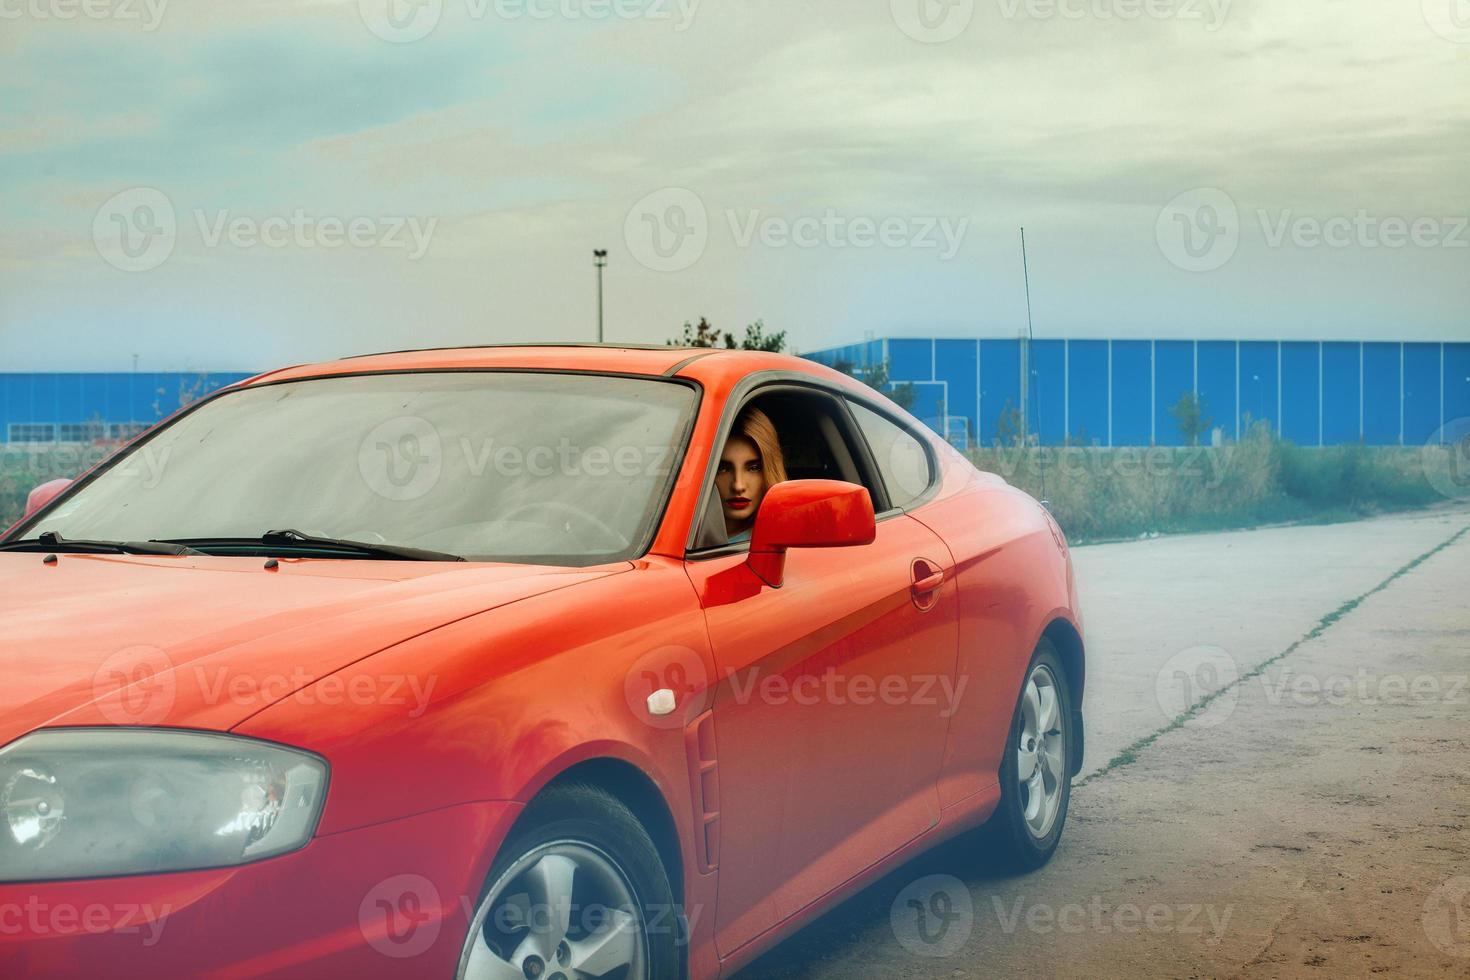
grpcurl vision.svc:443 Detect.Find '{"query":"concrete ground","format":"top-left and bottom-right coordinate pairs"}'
top-left (736, 504), bottom-right (1470, 978)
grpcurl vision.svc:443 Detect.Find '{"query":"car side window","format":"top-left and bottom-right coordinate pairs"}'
top-left (692, 389), bottom-right (873, 554)
top-left (847, 401), bottom-right (934, 512)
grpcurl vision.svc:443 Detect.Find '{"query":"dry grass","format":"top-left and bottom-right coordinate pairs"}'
top-left (971, 423), bottom-right (1446, 543)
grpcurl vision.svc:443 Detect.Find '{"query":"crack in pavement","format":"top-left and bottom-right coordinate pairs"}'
top-left (1236, 901), bottom-right (1301, 976)
top-left (1076, 523), bottom-right (1470, 789)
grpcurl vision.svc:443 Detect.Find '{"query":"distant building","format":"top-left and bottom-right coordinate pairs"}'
top-left (0, 373), bottom-right (254, 444)
top-left (4, 344), bottom-right (1467, 451)
top-left (804, 338), bottom-right (1470, 449)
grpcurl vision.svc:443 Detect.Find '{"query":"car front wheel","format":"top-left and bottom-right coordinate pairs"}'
top-left (457, 783), bottom-right (680, 980)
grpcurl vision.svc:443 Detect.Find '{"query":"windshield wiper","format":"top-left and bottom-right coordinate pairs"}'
top-left (157, 529), bottom-right (466, 562)
top-left (0, 531), bottom-right (203, 556)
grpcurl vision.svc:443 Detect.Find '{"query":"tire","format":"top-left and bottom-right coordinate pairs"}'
top-left (984, 638), bottom-right (1074, 872)
top-left (457, 782), bottom-right (681, 980)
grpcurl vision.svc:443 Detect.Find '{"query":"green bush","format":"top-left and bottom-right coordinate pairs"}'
top-left (0, 444), bottom-right (106, 530)
top-left (1278, 441), bottom-right (1438, 510)
top-left (0, 475), bottom-right (31, 530)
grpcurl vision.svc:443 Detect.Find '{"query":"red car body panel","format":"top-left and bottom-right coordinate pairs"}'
top-left (0, 347), bottom-right (1083, 980)
top-left (685, 514), bottom-right (960, 957)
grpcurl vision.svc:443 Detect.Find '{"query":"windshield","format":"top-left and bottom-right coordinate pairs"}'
top-left (21, 372), bottom-right (697, 565)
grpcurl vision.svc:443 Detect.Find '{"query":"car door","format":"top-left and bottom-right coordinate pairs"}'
top-left (684, 392), bottom-right (960, 958)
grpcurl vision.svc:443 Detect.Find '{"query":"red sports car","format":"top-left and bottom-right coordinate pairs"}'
top-left (0, 345), bottom-right (1084, 979)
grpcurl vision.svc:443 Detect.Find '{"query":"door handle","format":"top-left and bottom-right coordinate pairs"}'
top-left (912, 570), bottom-right (946, 594)
top-left (910, 559), bottom-right (947, 609)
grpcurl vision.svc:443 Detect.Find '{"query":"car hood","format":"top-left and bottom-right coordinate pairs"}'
top-left (0, 553), bottom-right (627, 746)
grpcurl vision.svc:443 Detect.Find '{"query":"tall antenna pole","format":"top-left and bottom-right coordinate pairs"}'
top-left (593, 249), bottom-right (608, 343)
top-left (1021, 227), bottom-right (1047, 505)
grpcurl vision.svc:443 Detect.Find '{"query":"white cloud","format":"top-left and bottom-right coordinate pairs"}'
top-left (0, 0), bottom-right (1466, 370)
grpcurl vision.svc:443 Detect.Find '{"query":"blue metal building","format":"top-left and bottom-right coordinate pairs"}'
top-left (0, 373), bottom-right (254, 443)
top-left (3, 345), bottom-right (1467, 449)
top-left (804, 338), bottom-right (1470, 449)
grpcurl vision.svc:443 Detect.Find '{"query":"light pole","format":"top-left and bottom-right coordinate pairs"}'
top-left (593, 249), bottom-right (608, 343)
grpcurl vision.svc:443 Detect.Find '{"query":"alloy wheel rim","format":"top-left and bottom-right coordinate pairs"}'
top-left (1016, 663), bottom-right (1066, 840)
top-left (458, 840), bottom-right (648, 980)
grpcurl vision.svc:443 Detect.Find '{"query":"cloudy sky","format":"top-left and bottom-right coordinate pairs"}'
top-left (1, 0), bottom-right (1466, 372)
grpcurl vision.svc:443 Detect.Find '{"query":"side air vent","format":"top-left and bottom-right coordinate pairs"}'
top-left (683, 710), bottom-right (721, 873)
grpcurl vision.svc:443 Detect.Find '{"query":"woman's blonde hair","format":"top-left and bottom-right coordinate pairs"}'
top-left (735, 406), bottom-right (788, 487)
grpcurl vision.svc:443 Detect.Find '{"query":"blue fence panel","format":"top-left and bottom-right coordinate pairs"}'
top-left (81, 374), bottom-right (108, 426)
top-left (889, 339), bottom-right (933, 383)
top-left (1, 376), bottom-right (24, 428)
top-left (51, 374), bottom-right (77, 424)
top-left (904, 382), bottom-right (947, 434)
top-left (1281, 342), bottom-right (1321, 446)
top-left (128, 373), bottom-right (157, 422)
top-left (170, 377), bottom-right (194, 415)
top-left (979, 340), bottom-right (1021, 445)
top-left (1404, 343), bottom-right (1442, 445)
top-left (1239, 341), bottom-right (1279, 435)
top-left (1196, 341), bottom-right (1237, 442)
top-left (31, 375), bottom-right (60, 426)
top-left (935, 339), bottom-right (978, 443)
top-left (1066, 340), bottom-right (1109, 446)
top-left (1445, 343), bottom-right (1470, 437)
top-left (1153, 341), bottom-right (1194, 446)
top-left (1362, 343), bottom-right (1401, 445)
top-left (866, 340), bottom-right (883, 371)
top-left (802, 336), bottom-right (1459, 449)
top-left (0, 372), bottom-right (257, 439)
top-left (3, 376), bottom-right (22, 426)
top-left (104, 375), bottom-right (133, 423)
top-left (805, 343), bottom-right (879, 374)
top-left (1029, 340), bottom-right (1066, 446)
top-left (1111, 341), bottom-right (1152, 446)
top-left (1322, 342), bottom-right (1362, 445)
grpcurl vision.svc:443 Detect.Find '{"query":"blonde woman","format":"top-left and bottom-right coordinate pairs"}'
top-left (714, 407), bottom-right (788, 544)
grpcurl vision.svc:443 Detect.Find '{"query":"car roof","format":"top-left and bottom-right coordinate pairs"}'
top-left (240, 344), bottom-right (850, 388)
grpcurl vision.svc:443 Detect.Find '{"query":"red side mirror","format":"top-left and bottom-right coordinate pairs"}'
top-left (747, 480), bottom-right (877, 588)
top-left (25, 479), bottom-right (73, 519)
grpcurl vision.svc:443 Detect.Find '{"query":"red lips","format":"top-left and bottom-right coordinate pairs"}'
top-left (726, 497), bottom-right (751, 509)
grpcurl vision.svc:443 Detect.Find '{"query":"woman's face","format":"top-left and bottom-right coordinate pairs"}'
top-left (715, 435), bottom-right (767, 530)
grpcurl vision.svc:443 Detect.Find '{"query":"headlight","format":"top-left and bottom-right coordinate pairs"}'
top-left (0, 729), bottom-right (328, 883)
